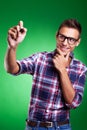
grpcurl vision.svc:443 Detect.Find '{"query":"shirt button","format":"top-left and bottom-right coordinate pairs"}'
top-left (45, 110), bottom-right (49, 112)
top-left (57, 126), bottom-right (59, 129)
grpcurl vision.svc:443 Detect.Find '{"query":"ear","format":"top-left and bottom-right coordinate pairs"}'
top-left (76, 38), bottom-right (81, 46)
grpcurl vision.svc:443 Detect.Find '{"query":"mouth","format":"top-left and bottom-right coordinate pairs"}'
top-left (60, 47), bottom-right (69, 52)
top-left (57, 45), bottom-right (70, 53)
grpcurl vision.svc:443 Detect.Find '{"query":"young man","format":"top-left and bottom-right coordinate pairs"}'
top-left (4, 19), bottom-right (87, 130)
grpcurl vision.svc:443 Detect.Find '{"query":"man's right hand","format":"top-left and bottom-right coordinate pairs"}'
top-left (7, 21), bottom-right (27, 49)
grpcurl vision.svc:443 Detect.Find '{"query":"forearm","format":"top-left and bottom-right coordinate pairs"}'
top-left (59, 68), bottom-right (75, 104)
top-left (4, 46), bottom-right (19, 74)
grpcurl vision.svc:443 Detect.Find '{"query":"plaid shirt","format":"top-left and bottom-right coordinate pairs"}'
top-left (16, 50), bottom-right (87, 122)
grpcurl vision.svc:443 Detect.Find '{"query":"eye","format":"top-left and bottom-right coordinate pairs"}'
top-left (69, 38), bottom-right (76, 43)
top-left (58, 34), bottom-right (65, 40)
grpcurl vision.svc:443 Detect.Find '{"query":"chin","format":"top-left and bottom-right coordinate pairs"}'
top-left (62, 51), bottom-right (70, 57)
top-left (60, 49), bottom-right (67, 54)
top-left (63, 52), bottom-right (67, 56)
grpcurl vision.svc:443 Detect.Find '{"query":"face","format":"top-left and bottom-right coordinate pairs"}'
top-left (56, 27), bottom-right (80, 56)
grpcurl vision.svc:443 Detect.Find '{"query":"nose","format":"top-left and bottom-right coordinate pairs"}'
top-left (62, 39), bottom-right (68, 45)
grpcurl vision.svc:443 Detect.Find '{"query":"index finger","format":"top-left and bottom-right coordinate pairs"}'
top-left (18, 20), bottom-right (23, 28)
top-left (65, 52), bottom-right (70, 60)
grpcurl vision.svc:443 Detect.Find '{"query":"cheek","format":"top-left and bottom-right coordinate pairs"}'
top-left (56, 42), bottom-right (60, 47)
top-left (70, 46), bottom-right (75, 51)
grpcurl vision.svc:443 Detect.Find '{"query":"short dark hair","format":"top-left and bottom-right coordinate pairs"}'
top-left (56, 19), bottom-right (82, 37)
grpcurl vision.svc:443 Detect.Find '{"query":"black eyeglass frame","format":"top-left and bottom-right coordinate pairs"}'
top-left (57, 33), bottom-right (80, 45)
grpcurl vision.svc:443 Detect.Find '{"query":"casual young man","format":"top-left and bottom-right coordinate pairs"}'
top-left (4, 19), bottom-right (87, 130)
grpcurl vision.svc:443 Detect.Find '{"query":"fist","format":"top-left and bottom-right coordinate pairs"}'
top-left (7, 21), bottom-right (27, 49)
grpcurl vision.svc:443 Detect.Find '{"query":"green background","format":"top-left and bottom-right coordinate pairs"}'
top-left (0, 0), bottom-right (87, 130)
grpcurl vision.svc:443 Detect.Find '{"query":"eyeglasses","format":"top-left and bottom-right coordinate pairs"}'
top-left (57, 33), bottom-right (79, 45)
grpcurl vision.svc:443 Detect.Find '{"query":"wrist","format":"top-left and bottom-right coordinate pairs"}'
top-left (58, 67), bottom-right (67, 74)
top-left (8, 44), bottom-right (17, 51)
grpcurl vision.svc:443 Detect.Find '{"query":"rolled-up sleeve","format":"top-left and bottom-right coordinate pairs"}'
top-left (14, 53), bottom-right (38, 76)
top-left (66, 66), bottom-right (87, 109)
